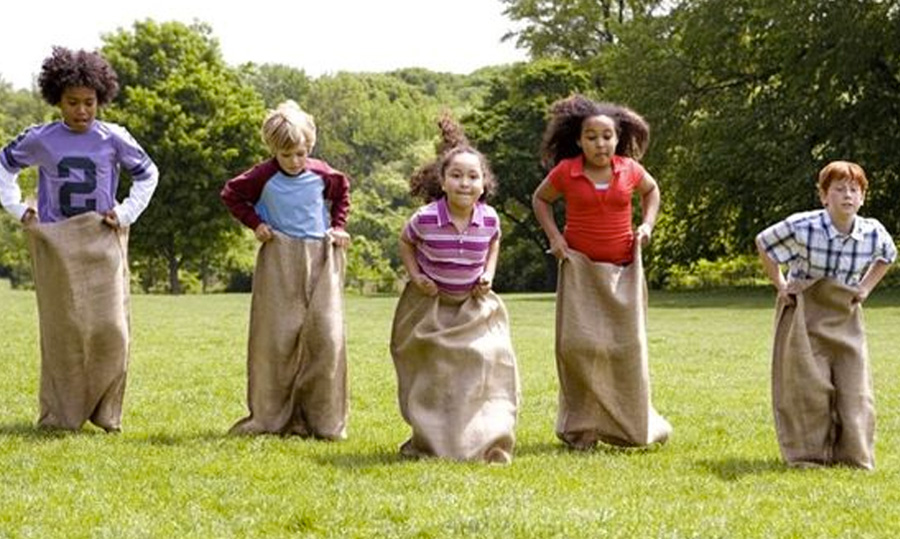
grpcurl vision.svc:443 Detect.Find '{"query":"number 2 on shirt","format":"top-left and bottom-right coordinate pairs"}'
top-left (58, 157), bottom-right (98, 217)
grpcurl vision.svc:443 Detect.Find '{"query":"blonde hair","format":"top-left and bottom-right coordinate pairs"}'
top-left (260, 100), bottom-right (317, 153)
top-left (817, 160), bottom-right (868, 196)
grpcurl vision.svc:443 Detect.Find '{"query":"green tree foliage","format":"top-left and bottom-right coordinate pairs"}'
top-left (238, 63), bottom-right (313, 108)
top-left (500, 0), bottom-right (670, 60)
top-left (101, 19), bottom-right (268, 293)
top-left (303, 72), bottom-right (437, 179)
top-left (0, 79), bottom-right (53, 288)
top-left (600, 0), bottom-right (900, 283)
top-left (465, 59), bottom-right (593, 290)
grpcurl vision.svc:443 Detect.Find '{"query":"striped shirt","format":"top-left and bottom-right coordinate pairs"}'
top-left (403, 198), bottom-right (500, 294)
top-left (756, 209), bottom-right (896, 285)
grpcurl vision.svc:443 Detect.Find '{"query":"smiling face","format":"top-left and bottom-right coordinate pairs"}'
top-left (441, 152), bottom-right (485, 216)
top-left (577, 114), bottom-right (618, 170)
top-left (820, 177), bottom-right (864, 223)
top-left (59, 86), bottom-right (97, 133)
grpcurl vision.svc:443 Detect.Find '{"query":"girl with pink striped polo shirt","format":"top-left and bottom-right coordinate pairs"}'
top-left (390, 116), bottom-right (519, 464)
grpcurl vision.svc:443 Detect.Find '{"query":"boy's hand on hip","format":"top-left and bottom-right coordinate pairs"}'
top-left (254, 223), bottom-right (273, 242)
top-left (102, 210), bottom-right (121, 229)
top-left (20, 208), bottom-right (38, 226)
top-left (328, 228), bottom-right (351, 248)
top-left (777, 285), bottom-right (796, 306)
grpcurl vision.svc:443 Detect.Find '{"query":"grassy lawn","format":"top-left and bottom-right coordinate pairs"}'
top-left (2, 280), bottom-right (900, 538)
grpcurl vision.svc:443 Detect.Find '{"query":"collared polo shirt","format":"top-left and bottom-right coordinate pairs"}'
top-left (403, 197), bottom-right (500, 294)
top-left (548, 155), bottom-right (645, 264)
top-left (756, 209), bottom-right (896, 285)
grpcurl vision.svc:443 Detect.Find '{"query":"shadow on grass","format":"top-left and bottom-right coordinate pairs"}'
top-left (516, 440), bottom-right (668, 457)
top-left (130, 430), bottom-right (227, 446)
top-left (0, 421), bottom-right (108, 438)
top-left (313, 449), bottom-right (405, 468)
top-left (697, 457), bottom-right (785, 480)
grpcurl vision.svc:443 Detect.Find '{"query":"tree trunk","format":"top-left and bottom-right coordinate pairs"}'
top-left (200, 257), bottom-right (210, 294)
top-left (167, 254), bottom-right (182, 295)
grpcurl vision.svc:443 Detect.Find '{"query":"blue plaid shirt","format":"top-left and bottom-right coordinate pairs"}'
top-left (756, 209), bottom-right (896, 286)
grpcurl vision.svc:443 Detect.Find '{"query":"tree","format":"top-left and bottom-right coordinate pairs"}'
top-left (465, 59), bottom-right (593, 290)
top-left (599, 0), bottom-right (900, 284)
top-left (238, 63), bottom-right (312, 108)
top-left (500, 0), bottom-right (673, 60)
top-left (101, 19), bottom-right (267, 293)
top-left (303, 72), bottom-right (437, 179)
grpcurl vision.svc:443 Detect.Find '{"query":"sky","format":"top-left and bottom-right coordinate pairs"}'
top-left (1, 0), bottom-right (529, 90)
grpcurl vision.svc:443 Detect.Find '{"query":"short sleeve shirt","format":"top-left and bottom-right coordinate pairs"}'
top-left (756, 209), bottom-right (897, 285)
top-left (1, 120), bottom-right (155, 223)
top-left (402, 198), bottom-right (500, 294)
top-left (548, 155), bottom-right (646, 263)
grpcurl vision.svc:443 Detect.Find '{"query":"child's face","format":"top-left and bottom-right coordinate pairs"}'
top-left (275, 143), bottom-right (309, 176)
top-left (60, 86), bottom-right (98, 133)
top-left (820, 177), bottom-right (864, 222)
top-left (578, 115), bottom-right (618, 169)
top-left (441, 152), bottom-right (485, 214)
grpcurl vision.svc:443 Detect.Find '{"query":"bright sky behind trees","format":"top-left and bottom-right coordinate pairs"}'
top-left (1, 0), bottom-right (527, 89)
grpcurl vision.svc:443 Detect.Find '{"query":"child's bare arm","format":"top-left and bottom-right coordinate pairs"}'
top-left (473, 237), bottom-right (500, 297)
top-left (532, 177), bottom-right (568, 259)
top-left (854, 259), bottom-right (891, 303)
top-left (636, 172), bottom-right (660, 245)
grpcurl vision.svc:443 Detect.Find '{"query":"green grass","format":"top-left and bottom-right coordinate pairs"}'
top-left (2, 280), bottom-right (900, 538)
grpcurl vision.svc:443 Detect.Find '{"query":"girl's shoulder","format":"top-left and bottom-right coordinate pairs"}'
top-left (546, 156), bottom-right (581, 189)
top-left (551, 155), bottom-right (581, 173)
top-left (612, 155), bottom-right (643, 173)
top-left (411, 200), bottom-right (441, 219)
top-left (478, 202), bottom-right (500, 219)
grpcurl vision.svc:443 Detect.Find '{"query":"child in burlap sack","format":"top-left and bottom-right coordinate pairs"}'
top-left (756, 160), bottom-right (896, 469)
top-left (390, 115), bottom-right (519, 464)
top-left (532, 95), bottom-right (672, 449)
top-left (221, 100), bottom-right (352, 438)
top-left (0, 46), bottom-right (159, 431)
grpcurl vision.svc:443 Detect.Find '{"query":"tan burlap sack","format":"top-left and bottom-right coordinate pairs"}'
top-left (26, 212), bottom-right (130, 431)
top-left (390, 284), bottom-right (519, 463)
top-left (230, 233), bottom-right (348, 439)
top-left (555, 245), bottom-right (671, 448)
top-left (772, 278), bottom-right (874, 469)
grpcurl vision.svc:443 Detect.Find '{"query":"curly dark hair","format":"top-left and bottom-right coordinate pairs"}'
top-left (409, 113), bottom-right (497, 203)
top-left (38, 46), bottom-right (119, 106)
top-left (540, 94), bottom-right (649, 169)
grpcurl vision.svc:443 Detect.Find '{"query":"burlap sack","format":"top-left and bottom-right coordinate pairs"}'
top-left (26, 212), bottom-right (130, 431)
top-left (230, 233), bottom-right (348, 439)
top-left (555, 245), bottom-right (671, 448)
top-left (390, 284), bottom-right (519, 462)
top-left (772, 278), bottom-right (874, 469)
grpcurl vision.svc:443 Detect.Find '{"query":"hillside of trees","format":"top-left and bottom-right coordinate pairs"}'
top-left (2, 0), bottom-right (898, 293)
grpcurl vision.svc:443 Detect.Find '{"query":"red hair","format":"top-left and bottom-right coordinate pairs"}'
top-left (817, 161), bottom-right (868, 195)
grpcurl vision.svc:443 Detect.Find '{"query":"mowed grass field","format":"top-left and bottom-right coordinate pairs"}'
top-left (2, 280), bottom-right (900, 538)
